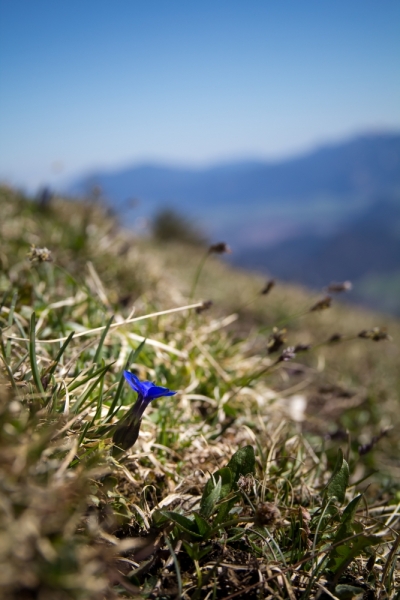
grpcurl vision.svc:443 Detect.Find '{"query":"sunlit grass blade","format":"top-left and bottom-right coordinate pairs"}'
top-left (66, 362), bottom-right (114, 394)
top-left (46, 330), bottom-right (76, 379)
top-left (78, 420), bottom-right (91, 447)
top-left (29, 311), bottom-right (45, 397)
top-left (11, 351), bottom-right (29, 374)
top-left (72, 364), bottom-right (113, 414)
top-left (88, 367), bottom-right (105, 429)
top-left (93, 315), bottom-right (114, 365)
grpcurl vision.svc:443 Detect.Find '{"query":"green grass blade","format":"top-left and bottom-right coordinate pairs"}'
top-left (67, 362), bottom-right (114, 393)
top-left (46, 330), bottom-right (76, 379)
top-left (0, 332), bottom-right (17, 391)
top-left (11, 351), bottom-right (29, 374)
top-left (78, 420), bottom-right (91, 447)
top-left (165, 536), bottom-right (182, 597)
top-left (29, 312), bottom-right (45, 397)
top-left (93, 315), bottom-right (114, 365)
top-left (72, 364), bottom-right (113, 414)
top-left (0, 288), bottom-right (12, 314)
top-left (5, 291), bottom-right (18, 359)
top-left (88, 368), bottom-right (105, 429)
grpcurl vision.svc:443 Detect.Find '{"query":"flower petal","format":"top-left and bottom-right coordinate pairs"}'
top-left (145, 385), bottom-right (177, 400)
top-left (123, 371), bottom-right (177, 401)
top-left (123, 370), bottom-right (145, 394)
top-left (139, 379), bottom-right (157, 395)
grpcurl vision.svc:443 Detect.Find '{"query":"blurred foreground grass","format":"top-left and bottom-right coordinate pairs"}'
top-left (0, 185), bottom-right (399, 599)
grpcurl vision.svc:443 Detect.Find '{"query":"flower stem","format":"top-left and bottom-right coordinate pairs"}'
top-left (189, 250), bottom-right (209, 301)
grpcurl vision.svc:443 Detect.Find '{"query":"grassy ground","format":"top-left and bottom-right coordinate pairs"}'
top-left (0, 185), bottom-right (399, 599)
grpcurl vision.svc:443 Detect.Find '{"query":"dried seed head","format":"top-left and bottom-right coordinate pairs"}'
top-left (328, 333), bottom-right (343, 343)
top-left (196, 300), bottom-right (213, 314)
top-left (255, 502), bottom-right (281, 528)
top-left (208, 242), bottom-right (231, 254)
top-left (358, 428), bottom-right (391, 456)
top-left (267, 327), bottom-right (287, 354)
top-left (310, 296), bottom-right (332, 312)
top-left (293, 343), bottom-right (311, 353)
top-left (261, 280), bottom-right (275, 295)
top-left (237, 473), bottom-right (254, 494)
top-left (27, 244), bottom-right (53, 263)
top-left (358, 327), bottom-right (390, 342)
top-left (297, 506), bottom-right (312, 547)
top-left (326, 281), bottom-right (352, 293)
top-left (278, 346), bottom-right (296, 362)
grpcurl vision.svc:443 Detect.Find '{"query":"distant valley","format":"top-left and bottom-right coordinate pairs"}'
top-left (68, 132), bottom-right (400, 314)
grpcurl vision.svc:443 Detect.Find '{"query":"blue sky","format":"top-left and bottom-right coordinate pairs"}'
top-left (0, 0), bottom-right (399, 190)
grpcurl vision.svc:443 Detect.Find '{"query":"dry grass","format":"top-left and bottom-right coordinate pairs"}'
top-left (0, 185), bottom-right (399, 599)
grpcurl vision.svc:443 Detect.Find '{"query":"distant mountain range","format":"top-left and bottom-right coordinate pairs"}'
top-left (235, 200), bottom-right (400, 314)
top-left (68, 132), bottom-right (400, 314)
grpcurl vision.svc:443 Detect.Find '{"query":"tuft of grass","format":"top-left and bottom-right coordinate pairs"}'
top-left (0, 185), bottom-right (399, 599)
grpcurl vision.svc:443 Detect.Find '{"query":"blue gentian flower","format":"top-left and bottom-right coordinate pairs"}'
top-left (112, 371), bottom-right (176, 452)
top-left (123, 371), bottom-right (177, 402)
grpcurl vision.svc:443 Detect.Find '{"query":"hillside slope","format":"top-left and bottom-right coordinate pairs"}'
top-left (1, 185), bottom-right (400, 598)
top-left (2, 184), bottom-right (400, 472)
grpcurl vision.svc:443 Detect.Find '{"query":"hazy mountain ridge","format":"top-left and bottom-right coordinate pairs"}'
top-left (68, 131), bottom-right (400, 313)
top-left (69, 132), bottom-right (400, 209)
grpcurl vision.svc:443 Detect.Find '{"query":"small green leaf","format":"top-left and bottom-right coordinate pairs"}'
top-left (227, 445), bottom-right (256, 484)
top-left (199, 448), bottom-right (254, 519)
top-left (223, 403), bottom-right (237, 418)
top-left (336, 494), bottom-right (363, 540)
top-left (327, 494), bottom-right (365, 571)
top-left (182, 541), bottom-right (212, 561)
top-left (200, 477), bottom-right (222, 518)
top-left (182, 541), bottom-right (197, 560)
top-left (334, 584), bottom-right (366, 599)
top-left (160, 511), bottom-right (196, 531)
top-left (325, 448), bottom-right (349, 504)
top-left (214, 495), bottom-right (238, 526)
top-left (197, 544), bottom-right (213, 560)
top-left (193, 513), bottom-right (211, 538)
top-left (329, 534), bottom-right (381, 581)
top-left (226, 527), bottom-right (247, 542)
top-left (160, 511), bottom-right (203, 539)
top-left (202, 467), bottom-right (233, 503)
top-left (152, 510), bottom-right (170, 528)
